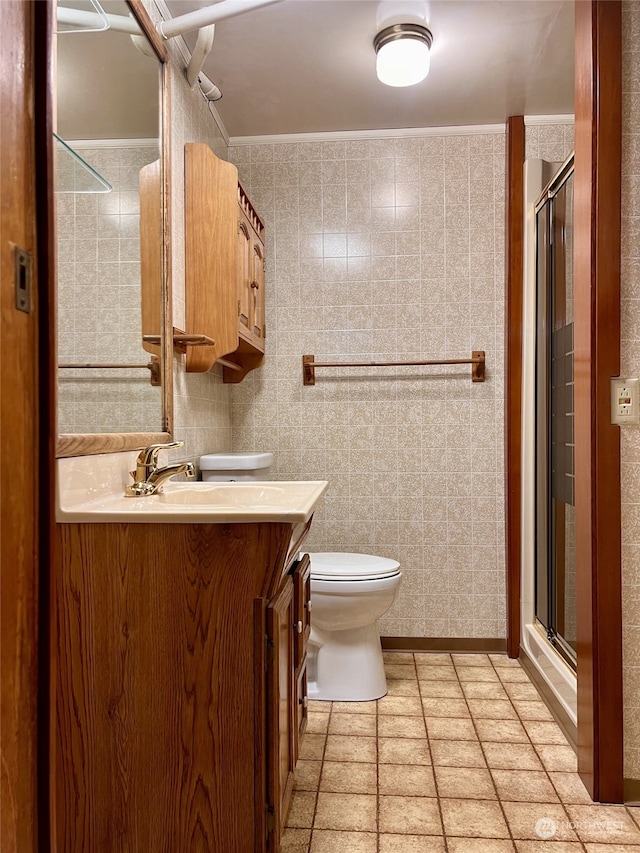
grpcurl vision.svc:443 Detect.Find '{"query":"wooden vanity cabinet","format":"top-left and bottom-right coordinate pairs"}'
top-left (52, 520), bottom-right (313, 853)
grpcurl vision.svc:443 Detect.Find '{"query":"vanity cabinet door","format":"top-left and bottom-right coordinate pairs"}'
top-left (237, 211), bottom-right (252, 337)
top-left (294, 666), bottom-right (308, 765)
top-left (292, 554), bottom-right (311, 669)
top-left (266, 576), bottom-right (295, 848)
top-left (250, 235), bottom-right (265, 343)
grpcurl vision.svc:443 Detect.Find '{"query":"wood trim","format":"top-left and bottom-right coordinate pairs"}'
top-left (127, 0), bottom-right (168, 62)
top-left (574, 0), bottom-right (623, 803)
top-left (0, 2), bottom-right (40, 849)
top-left (505, 115), bottom-right (525, 659)
top-left (381, 637), bottom-right (507, 653)
top-left (57, 431), bottom-right (172, 458)
top-left (624, 778), bottom-right (640, 806)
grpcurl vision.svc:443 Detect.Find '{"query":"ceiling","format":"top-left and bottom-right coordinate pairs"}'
top-left (165, 0), bottom-right (574, 139)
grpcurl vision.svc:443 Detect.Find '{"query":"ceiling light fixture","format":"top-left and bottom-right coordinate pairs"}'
top-left (374, 23), bottom-right (433, 88)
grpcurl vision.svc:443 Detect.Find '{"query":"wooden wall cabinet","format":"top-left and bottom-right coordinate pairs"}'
top-left (53, 521), bottom-right (311, 853)
top-left (184, 143), bottom-right (265, 382)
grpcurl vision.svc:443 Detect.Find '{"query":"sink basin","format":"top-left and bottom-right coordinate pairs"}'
top-left (57, 475), bottom-right (329, 524)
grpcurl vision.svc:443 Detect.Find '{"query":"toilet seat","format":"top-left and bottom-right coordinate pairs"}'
top-left (309, 552), bottom-right (401, 582)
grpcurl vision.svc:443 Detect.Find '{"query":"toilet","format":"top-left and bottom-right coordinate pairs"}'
top-left (198, 453), bottom-right (402, 702)
top-left (307, 552), bottom-right (402, 702)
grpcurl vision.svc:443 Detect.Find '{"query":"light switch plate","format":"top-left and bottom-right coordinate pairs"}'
top-left (611, 377), bottom-right (639, 424)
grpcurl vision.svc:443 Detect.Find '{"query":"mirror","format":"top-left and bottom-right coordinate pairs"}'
top-left (55, 0), bottom-right (172, 456)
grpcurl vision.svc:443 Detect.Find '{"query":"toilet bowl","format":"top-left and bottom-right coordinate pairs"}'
top-left (307, 552), bottom-right (402, 702)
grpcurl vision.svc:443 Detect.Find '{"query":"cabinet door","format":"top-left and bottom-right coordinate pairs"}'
top-left (237, 211), bottom-right (252, 338)
top-left (292, 554), bottom-right (311, 669)
top-left (251, 236), bottom-right (265, 342)
top-left (294, 665), bottom-right (308, 766)
top-left (266, 577), bottom-right (295, 846)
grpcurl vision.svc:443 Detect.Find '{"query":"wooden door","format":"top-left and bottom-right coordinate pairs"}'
top-left (1, 1), bottom-right (48, 849)
top-left (266, 577), bottom-right (295, 848)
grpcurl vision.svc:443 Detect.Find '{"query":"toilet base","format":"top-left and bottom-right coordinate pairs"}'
top-left (307, 623), bottom-right (388, 702)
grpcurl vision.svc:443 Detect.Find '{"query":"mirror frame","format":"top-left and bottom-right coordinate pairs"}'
top-left (55, 0), bottom-right (173, 457)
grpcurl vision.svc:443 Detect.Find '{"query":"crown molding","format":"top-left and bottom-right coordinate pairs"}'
top-left (65, 138), bottom-right (159, 148)
top-left (229, 123), bottom-right (509, 146)
top-left (524, 114), bottom-right (574, 126)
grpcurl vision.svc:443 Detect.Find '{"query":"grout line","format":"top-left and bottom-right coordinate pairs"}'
top-left (307, 700), bottom-right (333, 850)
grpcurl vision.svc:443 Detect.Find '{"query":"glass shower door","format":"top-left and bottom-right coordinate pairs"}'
top-left (534, 156), bottom-right (576, 667)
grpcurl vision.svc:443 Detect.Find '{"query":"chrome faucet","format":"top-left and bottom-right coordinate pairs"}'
top-left (125, 441), bottom-right (196, 497)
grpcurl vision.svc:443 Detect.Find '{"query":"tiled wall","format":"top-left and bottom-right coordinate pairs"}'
top-left (228, 131), bottom-right (507, 639)
top-left (621, 0), bottom-right (640, 782)
top-left (57, 144), bottom-right (162, 433)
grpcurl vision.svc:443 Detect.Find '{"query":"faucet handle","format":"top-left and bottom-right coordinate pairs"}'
top-left (137, 440), bottom-right (184, 468)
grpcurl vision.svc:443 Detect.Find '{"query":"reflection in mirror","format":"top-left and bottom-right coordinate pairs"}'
top-left (56, 0), bottom-right (164, 436)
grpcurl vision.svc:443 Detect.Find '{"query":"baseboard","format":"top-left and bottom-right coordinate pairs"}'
top-left (381, 637), bottom-right (507, 653)
top-left (624, 777), bottom-right (640, 806)
top-left (519, 645), bottom-right (578, 753)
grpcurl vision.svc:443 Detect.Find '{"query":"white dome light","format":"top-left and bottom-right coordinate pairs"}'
top-left (374, 24), bottom-right (433, 88)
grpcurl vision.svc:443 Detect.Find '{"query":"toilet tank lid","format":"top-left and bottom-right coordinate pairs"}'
top-left (199, 452), bottom-right (274, 470)
top-left (308, 552), bottom-right (401, 580)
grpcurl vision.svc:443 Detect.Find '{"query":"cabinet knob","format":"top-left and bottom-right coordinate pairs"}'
top-left (296, 620), bottom-right (303, 634)
top-left (299, 696), bottom-right (308, 708)
top-left (305, 600), bottom-right (312, 612)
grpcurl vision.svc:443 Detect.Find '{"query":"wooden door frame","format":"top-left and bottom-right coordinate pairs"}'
top-left (505, 0), bottom-right (624, 802)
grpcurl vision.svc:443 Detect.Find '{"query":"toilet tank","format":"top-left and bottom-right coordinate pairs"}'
top-left (199, 452), bottom-right (274, 482)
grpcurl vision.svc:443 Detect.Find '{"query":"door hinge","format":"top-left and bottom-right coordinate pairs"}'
top-left (14, 246), bottom-right (32, 314)
top-left (266, 807), bottom-right (276, 832)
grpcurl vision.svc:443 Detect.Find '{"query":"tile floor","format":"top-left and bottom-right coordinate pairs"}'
top-left (283, 652), bottom-right (640, 853)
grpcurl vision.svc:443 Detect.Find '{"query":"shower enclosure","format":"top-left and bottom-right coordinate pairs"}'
top-left (534, 154), bottom-right (576, 669)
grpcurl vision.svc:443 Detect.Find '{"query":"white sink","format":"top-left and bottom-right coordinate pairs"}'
top-left (57, 464), bottom-right (328, 524)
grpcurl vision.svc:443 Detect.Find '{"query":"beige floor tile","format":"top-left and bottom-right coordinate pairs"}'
top-left (467, 699), bottom-right (518, 720)
top-left (323, 734), bottom-right (376, 763)
top-left (501, 801), bottom-right (578, 841)
top-left (299, 733), bottom-right (327, 760)
top-left (378, 695), bottom-right (424, 716)
top-left (379, 763), bottom-right (436, 797)
top-left (386, 679), bottom-right (420, 697)
top-left (510, 700), bottom-right (555, 721)
top-left (419, 680), bottom-right (465, 698)
top-left (416, 665), bottom-right (459, 681)
top-left (475, 719), bottom-right (529, 743)
top-left (491, 769), bottom-right (559, 803)
top-left (503, 682), bottom-right (544, 701)
top-left (434, 765), bottom-right (497, 799)
top-left (548, 772), bottom-right (593, 804)
top-left (629, 807), bottom-right (640, 828)
top-left (565, 804), bottom-right (640, 844)
top-left (483, 742), bottom-right (544, 771)
top-left (329, 713), bottom-right (377, 737)
top-left (379, 834), bottom-right (446, 852)
top-left (385, 663), bottom-right (418, 680)
top-left (309, 700), bottom-right (332, 713)
top-left (490, 654), bottom-right (522, 668)
top-left (379, 794), bottom-right (443, 835)
top-left (286, 791), bottom-right (317, 828)
top-left (455, 667), bottom-right (500, 683)
top-left (522, 720), bottom-right (568, 745)
top-left (281, 827), bottom-right (311, 852)
top-left (440, 797), bottom-right (510, 838)
top-left (306, 711), bottom-right (330, 734)
top-left (314, 793), bottom-right (377, 832)
top-left (425, 717), bottom-right (478, 741)
top-left (461, 681), bottom-right (510, 700)
top-left (535, 745), bottom-right (577, 773)
top-left (383, 651), bottom-right (415, 664)
top-left (295, 760), bottom-right (323, 791)
top-left (430, 739), bottom-right (487, 768)
top-left (319, 761), bottom-right (377, 794)
top-left (421, 698), bottom-right (471, 719)
top-left (378, 736), bottom-right (432, 765)
top-left (497, 668), bottom-right (532, 683)
top-left (414, 652), bottom-right (453, 666)
top-left (449, 840), bottom-right (516, 853)
top-left (515, 843), bottom-right (584, 852)
top-left (451, 653), bottom-right (493, 667)
top-left (332, 701), bottom-right (377, 715)
top-left (378, 714), bottom-right (427, 738)
top-left (309, 829), bottom-right (377, 852)
top-left (584, 845), bottom-right (640, 852)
